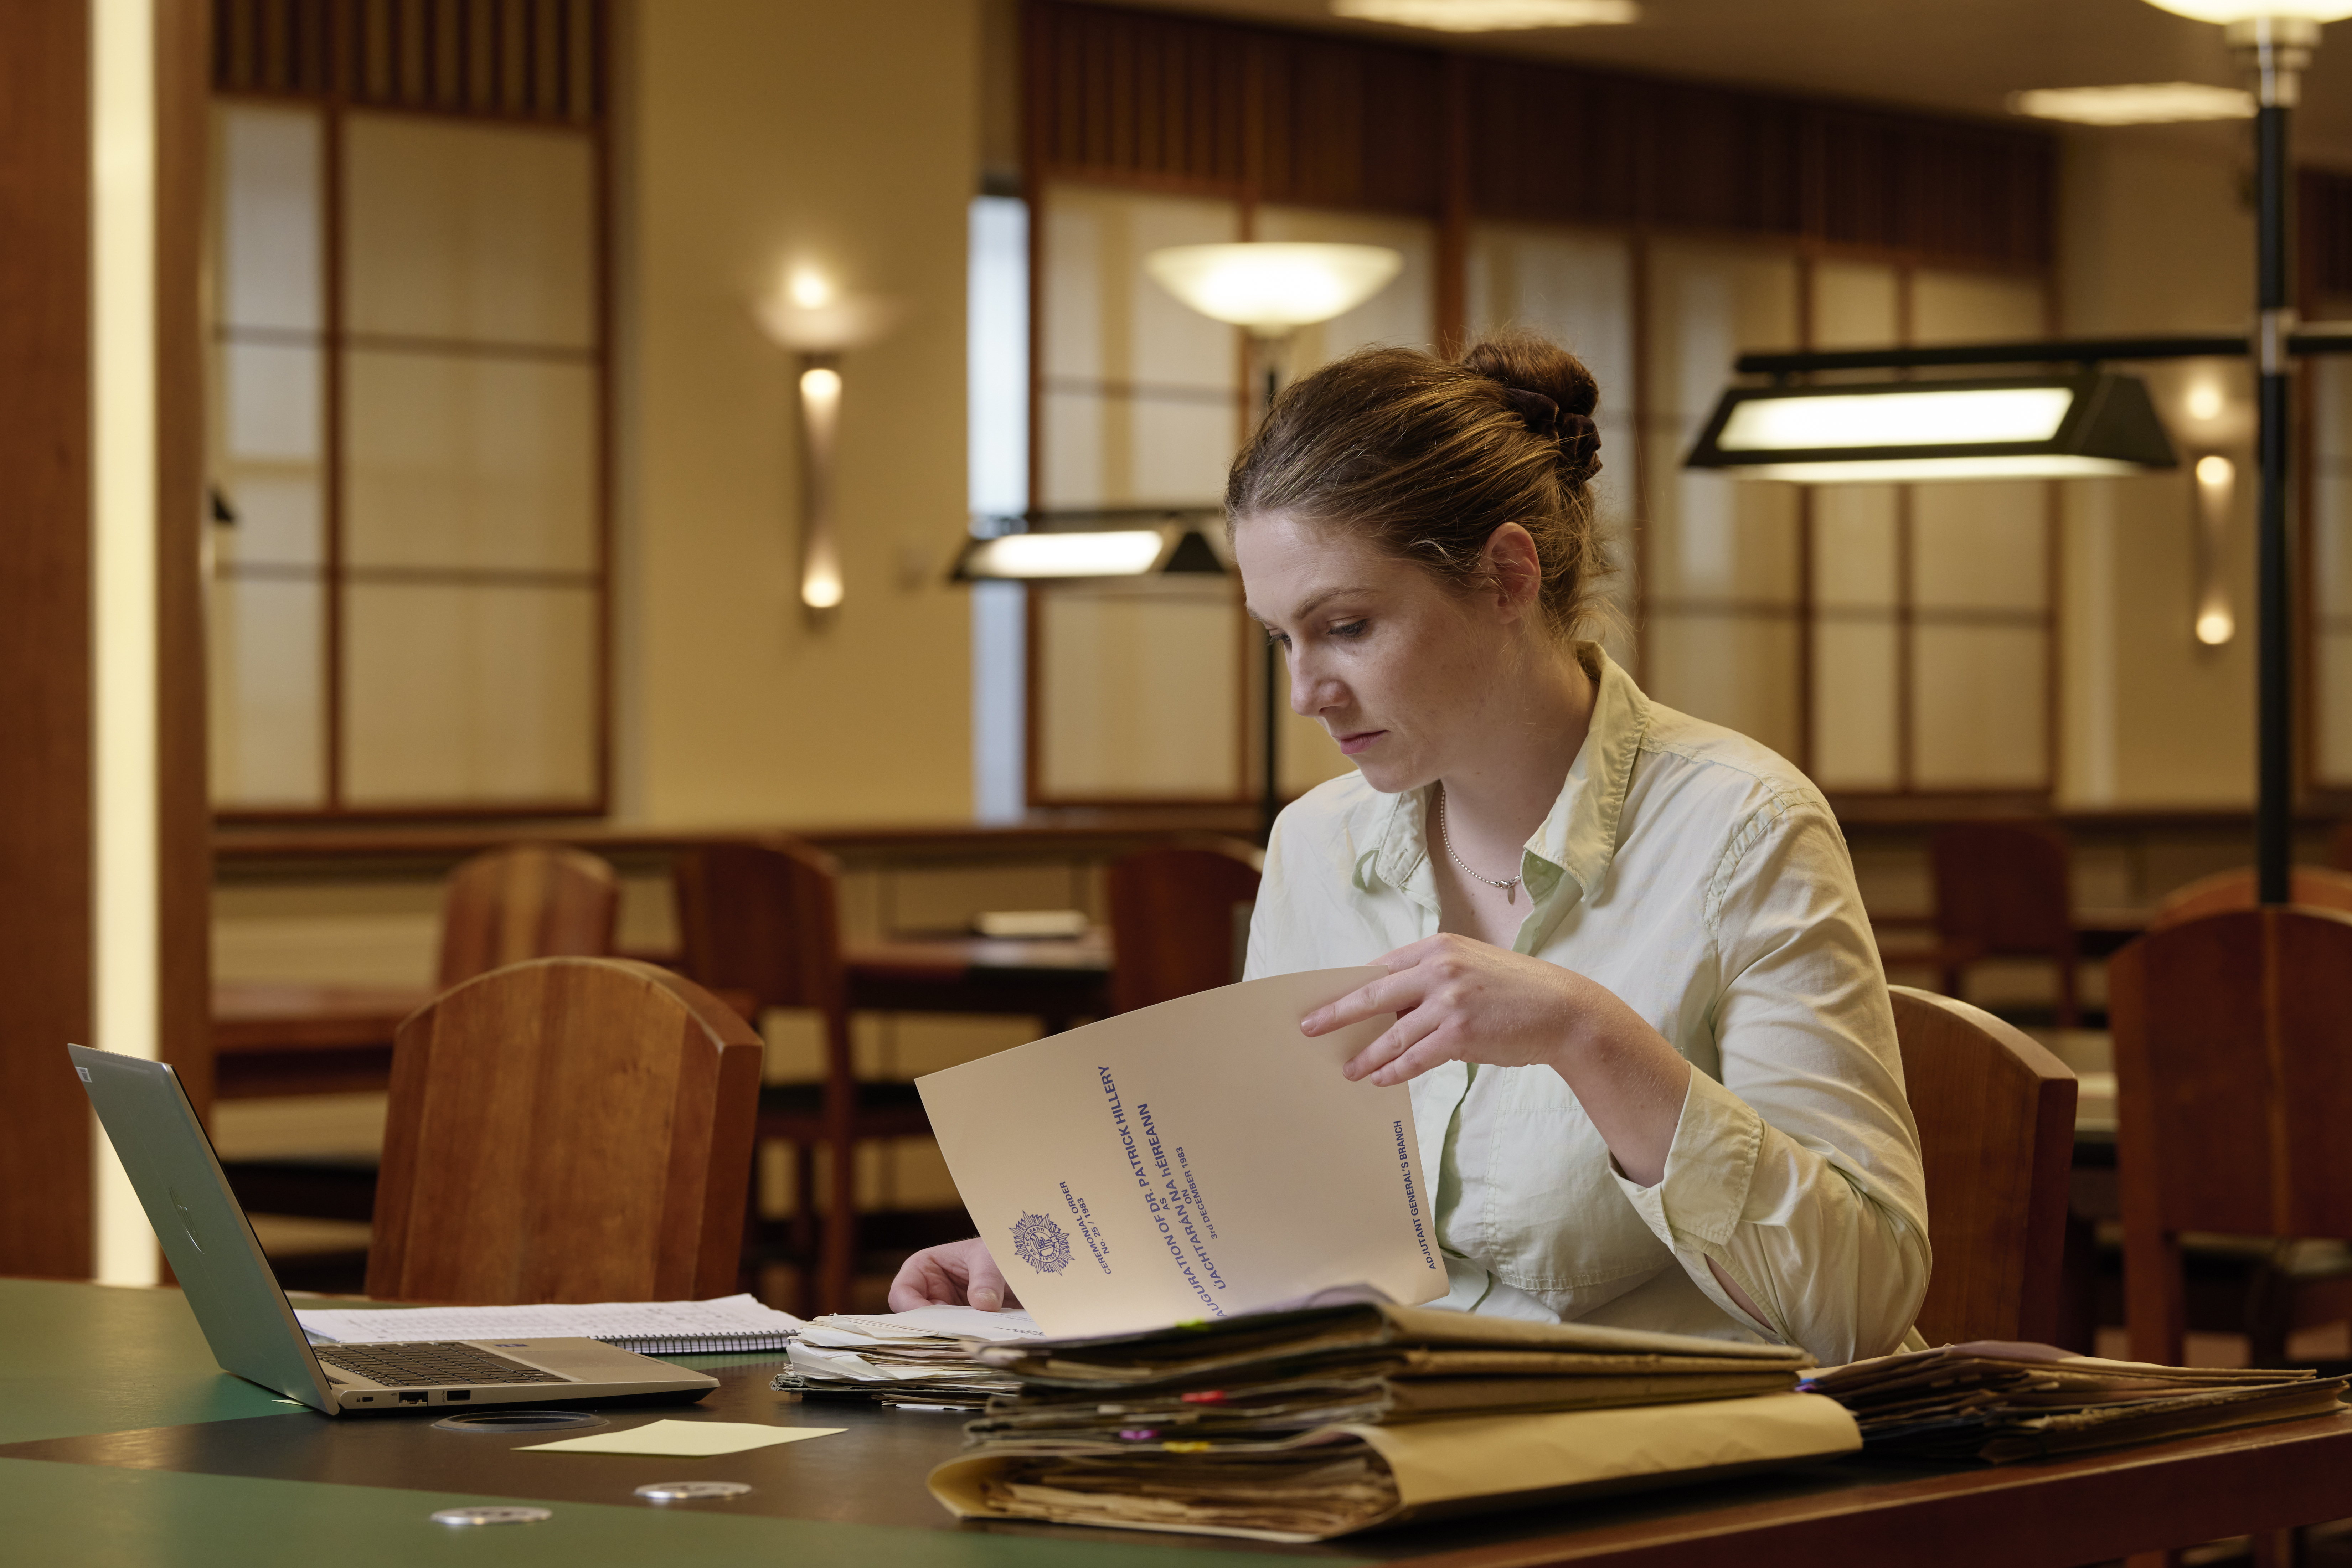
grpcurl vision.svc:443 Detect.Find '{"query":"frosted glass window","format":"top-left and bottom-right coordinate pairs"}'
top-left (1041, 184), bottom-right (1241, 509)
top-left (1642, 242), bottom-right (1802, 758)
top-left (1913, 625), bottom-right (2047, 788)
top-left (343, 585), bottom-right (598, 804)
top-left (205, 94), bottom-right (605, 817)
top-left (1466, 223), bottom-right (1637, 668)
top-left (209, 105), bottom-right (329, 810)
top-left (1037, 588), bottom-right (1241, 799)
top-left (1811, 485), bottom-right (1900, 790)
top-left (2315, 356), bottom-right (2352, 783)
top-left (343, 115), bottom-right (595, 348)
top-left (208, 579), bottom-right (325, 806)
top-left (344, 354), bottom-right (597, 572)
top-left (1912, 270), bottom-right (2044, 344)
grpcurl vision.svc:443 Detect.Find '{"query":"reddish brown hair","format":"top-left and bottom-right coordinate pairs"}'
top-left (1225, 331), bottom-right (1609, 639)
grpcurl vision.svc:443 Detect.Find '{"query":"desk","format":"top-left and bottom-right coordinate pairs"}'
top-left (211, 936), bottom-right (1114, 1102)
top-left (5, 1279), bottom-right (2351, 1567)
top-left (843, 930), bottom-right (1113, 1036)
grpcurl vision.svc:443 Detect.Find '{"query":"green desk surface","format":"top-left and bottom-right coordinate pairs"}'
top-left (9, 1278), bottom-right (2352, 1568)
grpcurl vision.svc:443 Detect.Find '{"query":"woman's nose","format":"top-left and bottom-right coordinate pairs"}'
top-left (1286, 650), bottom-right (1330, 716)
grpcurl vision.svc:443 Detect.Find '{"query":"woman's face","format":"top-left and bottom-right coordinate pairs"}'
top-left (1234, 510), bottom-right (1512, 795)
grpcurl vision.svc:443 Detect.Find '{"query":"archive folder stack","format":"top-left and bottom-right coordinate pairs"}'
top-left (927, 1300), bottom-right (1861, 1542)
top-left (1804, 1342), bottom-right (2348, 1463)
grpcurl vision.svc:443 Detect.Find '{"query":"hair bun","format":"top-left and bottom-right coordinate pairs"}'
top-left (1461, 330), bottom-right (1603, 487)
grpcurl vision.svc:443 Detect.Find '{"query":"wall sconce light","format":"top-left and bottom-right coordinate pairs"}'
top-left (753, 266), bottom-right (906, 617)
top-left (2193, 453), bottom-right (2237, 646)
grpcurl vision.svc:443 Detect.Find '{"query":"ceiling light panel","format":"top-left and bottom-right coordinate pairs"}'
top-left (2007, 82), bottom-right (2254, 125)
top-left (1330, 0), bottom-right (1639, 33)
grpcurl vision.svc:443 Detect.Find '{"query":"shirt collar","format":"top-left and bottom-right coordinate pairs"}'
top-left (1359, 644), bottom-right (1650, 908)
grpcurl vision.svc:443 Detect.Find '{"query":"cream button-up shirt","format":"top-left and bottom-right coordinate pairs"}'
top-left (1243, 648), bottom-right (1930, 1365)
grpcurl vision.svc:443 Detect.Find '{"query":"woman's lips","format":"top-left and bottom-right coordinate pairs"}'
top-left (1335, 729), bottom-right (1385, 757)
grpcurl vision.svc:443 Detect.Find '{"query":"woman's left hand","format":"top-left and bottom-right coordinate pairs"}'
top-left (1301, 933), bottom-right (1629, 1087)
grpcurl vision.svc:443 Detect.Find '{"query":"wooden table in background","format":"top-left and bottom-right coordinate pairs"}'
top-left (211, 934), bottom-right (1114, 1100)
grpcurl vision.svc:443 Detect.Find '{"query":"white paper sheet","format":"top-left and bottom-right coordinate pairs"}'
top-left (916, 967), bottom-right (1447, 1339)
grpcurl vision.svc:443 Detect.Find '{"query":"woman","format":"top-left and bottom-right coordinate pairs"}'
top-left (892, 332), bottom-right (1928, 1365)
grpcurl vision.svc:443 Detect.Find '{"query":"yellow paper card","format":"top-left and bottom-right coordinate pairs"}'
top-left (517, 1419), bottom-right (844, 1457)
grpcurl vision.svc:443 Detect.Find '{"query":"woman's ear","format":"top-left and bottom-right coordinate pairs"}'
top-left (1481, 523), bottom-right (1544, 621)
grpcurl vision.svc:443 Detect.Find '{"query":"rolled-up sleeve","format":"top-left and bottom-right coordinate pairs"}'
top-left (1610, 800), bottom-right (1931, 1365)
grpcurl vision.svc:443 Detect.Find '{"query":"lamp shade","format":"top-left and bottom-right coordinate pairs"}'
top-left (2140, 0), bottom-right (2352, 20)
top-left (951, 523), bottom-right (1227, 582)
top-left (1330, 0), bottom-right (1640, 29)
top-left (1144, 243), bottom-right (1404, 338)
top-left (1683, 372), bottom-right (2178, 483)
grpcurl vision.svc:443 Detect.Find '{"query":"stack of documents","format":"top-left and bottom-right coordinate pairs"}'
top-left (775, 1305), bottom-right (1044, 1408)
top-left (1803, 1342), bottom-right (2349, 1463)
top-left (927, 1301), bottom-right (1861, 1541)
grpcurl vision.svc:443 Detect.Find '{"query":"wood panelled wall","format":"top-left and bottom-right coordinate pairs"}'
top-left (213, 0), bottom-right (604, 120)
top-left (0, 0), bottom-right (96, 1279)
top-left (1025, 0), bottom-right (2055, 275)
top-left (0, 0), bottom-right (211, 1279)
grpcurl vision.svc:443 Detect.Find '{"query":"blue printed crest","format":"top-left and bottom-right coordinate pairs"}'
top-left (1009, 1211), bottom-right (1073, 1275)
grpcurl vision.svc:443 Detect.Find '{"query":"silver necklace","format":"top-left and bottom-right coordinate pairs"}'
top-left (1436, 784), bottom-right (1522, 903)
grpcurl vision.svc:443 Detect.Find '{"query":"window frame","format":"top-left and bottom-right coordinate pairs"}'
top-left (208, 0), bottom-right (612, 823)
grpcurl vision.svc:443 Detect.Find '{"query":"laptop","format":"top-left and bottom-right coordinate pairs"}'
top-left (71, 1044), bottom-right (719, 1414)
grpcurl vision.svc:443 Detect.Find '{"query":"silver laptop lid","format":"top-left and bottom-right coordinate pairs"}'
top-left (69, 1045), bottom-right (338, 1412)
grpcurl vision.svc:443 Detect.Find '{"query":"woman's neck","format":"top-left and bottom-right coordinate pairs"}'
top-left (1435, 639), bottom-right (1598, 854)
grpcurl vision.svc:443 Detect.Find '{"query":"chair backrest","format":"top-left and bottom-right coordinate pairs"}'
top-left (2109, 908), bottom-right (2352, 1361)
top-left (674, 837), bottom-right (846, 1019)
top-left (368, 958), bottom-right (762, 1305)
top-left (1890, 985), bottom-right (2078, 1345)
top-left (2149, 865), bottom-right (2352, 931)
top-left (1929, 820), bottom-right (2076, 961)
top-left (1107, 843), bottom-right (1264, 1014)
top-left (437, 843), bottom-right (619, 989)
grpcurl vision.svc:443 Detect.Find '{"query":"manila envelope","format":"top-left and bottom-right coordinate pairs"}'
top-left (916, 967), bottom-right (1449, 1338)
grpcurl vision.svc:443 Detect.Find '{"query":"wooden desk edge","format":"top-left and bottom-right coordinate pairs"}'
top-left (1392, 1414), bottom-right (2352, 1568)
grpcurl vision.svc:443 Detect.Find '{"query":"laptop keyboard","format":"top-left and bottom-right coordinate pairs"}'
top-left (313, 1341), bottom-right (572, 1387)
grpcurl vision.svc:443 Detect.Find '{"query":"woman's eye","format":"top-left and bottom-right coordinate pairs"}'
top-left (1263, 628), bottom-right (1291, 650)
top-left (1331, 620), bottom-right (1368, 639)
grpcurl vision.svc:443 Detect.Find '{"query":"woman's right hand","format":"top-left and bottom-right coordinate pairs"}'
top-left (887, 1237), bottom-right (1020, 1312)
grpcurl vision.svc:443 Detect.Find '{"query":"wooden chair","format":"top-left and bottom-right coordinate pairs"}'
top-left (1891, 985), bottom-right (2078, 1345)
top-left (2149, 865), bottom-right (2352, 931)
top-left (1107, 842), bottom-right (1263, 1014)
top-left (438, 842), bottom-right (619, 989)
top-left (1930, 820), bottom-right (2082, 1027)
top-left (2110, 907), bottom-right (2352, 1367)
top-left (367, 957), bottom-right (762, 1305)
top-left (674, 837), bottom-right (929, 1316)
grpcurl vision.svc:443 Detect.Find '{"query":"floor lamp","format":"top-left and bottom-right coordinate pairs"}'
top-left (1687, 1), bottom-right (2352, 906)
top-left (1143, 242), bottom-right (1405, 839)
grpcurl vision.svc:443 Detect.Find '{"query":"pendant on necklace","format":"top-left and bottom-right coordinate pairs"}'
top-left (1505, 882), bottom-right (1518, 904)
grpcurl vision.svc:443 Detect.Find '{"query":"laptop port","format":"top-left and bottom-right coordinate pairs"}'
top-left (398, 1392), bottom-right (427, 1405)
top-left (446, 1390), bottom-right (471, 1401)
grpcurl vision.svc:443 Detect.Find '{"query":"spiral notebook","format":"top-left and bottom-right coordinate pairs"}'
top-left (295, 1293), bottom-right (808, 1357)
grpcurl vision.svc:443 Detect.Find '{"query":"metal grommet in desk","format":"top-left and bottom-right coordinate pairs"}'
top-left (431, 1506), bottom-right (553, 1526)
top-left (432, 1409), bottom-right (610, 1434)
top-left (635, 1480), bottom-right (753, 1502)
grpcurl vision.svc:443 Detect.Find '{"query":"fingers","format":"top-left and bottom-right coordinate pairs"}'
top-left (1301, 970), bottom-right (1423, 1038)
top-left (887, 1250), bottom-right (956, 1311)
top-left (1342, 1005), bottom-right (1440, 1083)
top-left (965, 1245), bottom-right (1015, 1311)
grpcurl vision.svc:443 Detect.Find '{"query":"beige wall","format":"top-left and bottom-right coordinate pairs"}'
top-left (618, 0), bottom-right (979, 828)
top-left (2056, 129), bottom-right (2259, 809)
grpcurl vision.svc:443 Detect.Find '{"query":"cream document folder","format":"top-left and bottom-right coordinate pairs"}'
top-left (916, 967), bottom-right (1448, 1337)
